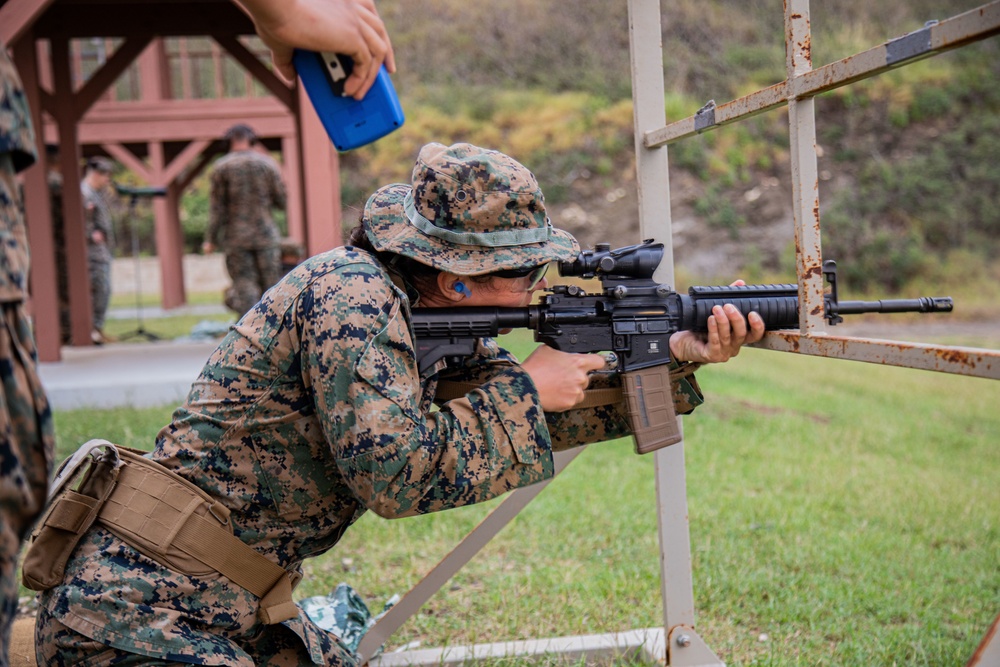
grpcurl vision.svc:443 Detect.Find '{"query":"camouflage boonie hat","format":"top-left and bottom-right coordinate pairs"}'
top-left (362, 142), bottom-right (579, 275)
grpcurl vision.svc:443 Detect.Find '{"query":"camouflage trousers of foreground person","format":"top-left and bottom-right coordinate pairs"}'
top-left (36, 609), bottom-right (357, 667)
top-left (224, 246), bottom-right (282, 316)
top-left (0, 303), bottom-right (54, 666)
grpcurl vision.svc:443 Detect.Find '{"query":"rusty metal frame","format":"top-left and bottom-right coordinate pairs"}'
top-left (359, 2), bottom-right (1000, 665)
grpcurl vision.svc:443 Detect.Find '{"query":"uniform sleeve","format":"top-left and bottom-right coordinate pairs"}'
top-left (299, 266), bottom-right (555, 519)
top-left (0, 45), bottom-right (37, 173)
top-left (436, 348), bottom-right (705, 452)
top-left (206, 166), bottom-right (226, 245)
top-left (93, 192), bottom-right (113, 238)
top-left (544, 364), bottom-right (704, 451)
top-left (269, 162), bottom-right (286, 211)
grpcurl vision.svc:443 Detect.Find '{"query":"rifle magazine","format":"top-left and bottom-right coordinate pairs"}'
top-left (623, 365), bottom-right (683, 454)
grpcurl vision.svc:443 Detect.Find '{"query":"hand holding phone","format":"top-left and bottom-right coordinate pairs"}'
top-left (294, 49), bottom-right (405, 152)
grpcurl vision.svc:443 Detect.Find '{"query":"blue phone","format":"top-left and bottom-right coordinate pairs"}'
top-left (293, 49), bottom-right (404, 152)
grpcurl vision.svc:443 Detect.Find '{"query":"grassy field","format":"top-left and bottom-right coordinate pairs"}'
top-left (45, 330), bottom-right (999, 666)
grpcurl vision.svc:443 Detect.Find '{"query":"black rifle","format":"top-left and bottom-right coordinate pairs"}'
top-left (411, 240), bottom-right (953, 454)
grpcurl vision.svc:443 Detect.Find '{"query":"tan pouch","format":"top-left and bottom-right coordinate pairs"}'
top-left (21, 440), bottom-right (125, 591)
top-left (97, 447), bottom-right (233, 577)
top-left (22, 440), bottom-right (299, 624)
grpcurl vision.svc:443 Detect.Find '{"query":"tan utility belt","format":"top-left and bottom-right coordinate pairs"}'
top-left (21, 440), bottom-right (299, 624)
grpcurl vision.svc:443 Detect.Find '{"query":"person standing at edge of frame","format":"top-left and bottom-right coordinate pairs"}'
top-left (0, 40), bottom-right (55, 667)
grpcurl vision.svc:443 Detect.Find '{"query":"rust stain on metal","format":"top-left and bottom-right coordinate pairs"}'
top-left (936, 347), bottom-right (978, 369)
top-left (804, 265), bottom-right (822, 279)
top-left (965, 610), bottom-right (999, 666)
top-left (800, 35), bottom-right (811, 62)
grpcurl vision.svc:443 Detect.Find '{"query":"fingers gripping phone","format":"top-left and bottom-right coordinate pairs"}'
top-left (293, 50), bottom-right (405, 152)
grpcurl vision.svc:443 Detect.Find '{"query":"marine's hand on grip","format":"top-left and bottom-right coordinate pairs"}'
top-left (521, 346), bottom-right (607, 412)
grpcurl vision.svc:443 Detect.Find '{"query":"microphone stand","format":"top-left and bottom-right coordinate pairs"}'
top-left (115, 184), bottom-right (167, 342)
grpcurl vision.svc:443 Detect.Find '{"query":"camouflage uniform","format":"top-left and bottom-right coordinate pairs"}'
top-left (207, 150), bottom-right (286, 316)
top-left (81, 177), bottom-right (114, 331)
top-left (36, 143), bottom-right (703, 666)
top-left (0, 42), bottom-right (54, 666)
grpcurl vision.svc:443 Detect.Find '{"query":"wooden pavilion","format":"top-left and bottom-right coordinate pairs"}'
top-left (1, 0), bottom-right (344, 361)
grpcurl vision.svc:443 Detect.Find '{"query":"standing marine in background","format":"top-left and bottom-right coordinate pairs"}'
top-left (80, 155), bottom-right (116, 345)
top-left (0, 42), bottom-right (54, 667)
top-left (203, 123), bottom-right (287, 316)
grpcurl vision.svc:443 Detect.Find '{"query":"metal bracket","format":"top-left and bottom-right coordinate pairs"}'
top-left (694, 100), bottom-right (717, 132)
top-left (885, 23), bottom-right (934, 65)
top-left (667, 625), bottom-right (725, 667)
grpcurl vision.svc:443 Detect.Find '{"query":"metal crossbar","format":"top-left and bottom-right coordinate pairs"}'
top-left (359, 2), bottom-right (1000, 665)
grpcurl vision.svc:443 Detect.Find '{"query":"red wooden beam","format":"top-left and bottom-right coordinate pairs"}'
top-left (12, 32), bottom-right (63, 361)
top-left (32, 1), bottom-right (254, 39)
top-left (213, 33), bottom-right (294, 110)
top-left (161, 138), bottom-right (211, 185)
top-left (0, 0), bottom-right (56, 46)
top-left (51, 36), bottom-right (95, 346)
top-left (74, 36), bottom-right (153, 116)
top-left (101, 143), bottom-right (152, 182)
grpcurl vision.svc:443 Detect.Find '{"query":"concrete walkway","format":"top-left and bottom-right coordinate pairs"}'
top-left (38, 339), bottom-right (219, 411)
top-left (37, 254), bottom-right (231, 411)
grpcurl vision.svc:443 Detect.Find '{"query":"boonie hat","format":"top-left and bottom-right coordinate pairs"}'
top-left (362, 142), bottom-right (579, 275)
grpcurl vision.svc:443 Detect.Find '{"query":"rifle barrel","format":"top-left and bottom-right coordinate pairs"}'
top-left (835, 297), bottom-right (954, 315)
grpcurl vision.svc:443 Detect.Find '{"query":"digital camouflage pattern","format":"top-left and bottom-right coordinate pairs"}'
top-left (364, 142), bottom-right (579, 275)
top-left (0, 42), bottom-right (54, 667)
top-left (208, 149), bottom-right (286, 315)
top-left (0, 43), bottom-right (36, 302)
top-left (223, 244), bottom-right (283, 316)
top-left (37, 244), bottom-right (701, 665)
top-left (81, 179), bottom-right (114, 330)
top-left (206, 150), bottom-right (286, 251)
top-left (298, 583), bottom-right (396, 656)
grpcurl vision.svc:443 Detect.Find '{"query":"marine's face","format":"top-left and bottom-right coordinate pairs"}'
top-left (463, 274), bottom-right (549, 309)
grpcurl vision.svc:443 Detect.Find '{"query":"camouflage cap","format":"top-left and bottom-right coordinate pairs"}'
top-left (85, 156), bottom-right (114, 174)
top-left (362, 142), bottom-right (579, 275)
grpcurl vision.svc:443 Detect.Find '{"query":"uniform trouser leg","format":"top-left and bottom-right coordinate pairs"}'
top-left (88, 257), bottom-right (111, 331)
top-left (36, 604), bottom-right (359, 666)
top-left (254, 246), bottom-right (282, 300)
top-left (0, 304), bottom-right (54, 667)
top-left (224, 246), bottom-right (281, 315)
top-left (35, 610), bottom-right (187, 667)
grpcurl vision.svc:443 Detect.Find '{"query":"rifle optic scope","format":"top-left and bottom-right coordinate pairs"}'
top-left (559, 240), bottom-right (664, 279)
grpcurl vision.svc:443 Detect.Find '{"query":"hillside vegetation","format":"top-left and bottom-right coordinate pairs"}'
top-left (324, 0), bottom-right (998, 306)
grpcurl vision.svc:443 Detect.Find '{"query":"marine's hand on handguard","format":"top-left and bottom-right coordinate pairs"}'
top-left (668, 279), bottom-right (766, 364)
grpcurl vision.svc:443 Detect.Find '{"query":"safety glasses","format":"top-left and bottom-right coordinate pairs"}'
top-left (491, 263), bottom-right (549, 290)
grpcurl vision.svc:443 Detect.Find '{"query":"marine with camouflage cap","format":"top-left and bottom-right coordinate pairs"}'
top-left (35, 142), bottom-right (762, 666)
top-left (80, 155), bottom-right (116, 344)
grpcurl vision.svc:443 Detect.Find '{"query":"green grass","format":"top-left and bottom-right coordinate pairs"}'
top-left (103, 290), bottom-right (235, 342)
top-left (108, 290), bottom-right (225, 309)
top-left (101, 312), bottom-right (234, 342)
top-left (42, 333), bottom-right (999, 666)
